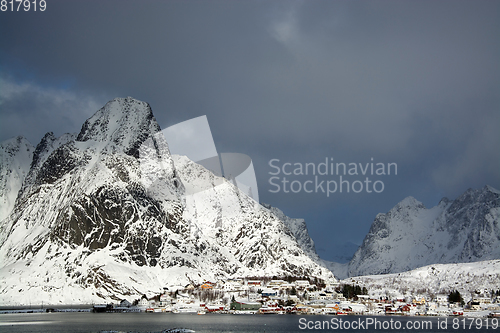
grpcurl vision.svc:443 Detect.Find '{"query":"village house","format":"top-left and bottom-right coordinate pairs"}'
top-left (306, 302), bottom-right (326, 314)
top-left (230, 300), bottom-right (261, 311)
top-left (356, 295), bottom-right (371, 303)
top-left (468, 300), bottom-right (482, 311)
top-left (296, 304), bottom-right (312, 314)
top-left (268, 279), bottom-right (286, 289)
top-left (295, 280), bottom-right (311, 290)
top-left (159, 293), bottom-right (173, 307)
top-left (325, 278), bottom-right (340, 290)
top-left (205, 304), bottom-right (225, 313)
top-left (474, 297), bottom-right (492, 305)
top-left (412, 297), bottom-right (427, 305)
top-left (399, 304), bottom-right (411, 314)
top-left (328, 290), bottom-right (341, 300)
top-left (261, 288), bottom-right (278, 297)
top-left (200, 283), bottom-right (213, 290)
top-left (243, 292), bottom-right (259, 301)
top-left (275, 282), bottom-right (295, 291)
top-left (349, 302), bottom-right (368, 315)
top-left (434, 294), bottom-right (449, 306)
top-left (222, 280), bottom-right (244, 292)
top-left (324, 303), bottom-right (340, 314)
top-left (247, 280), bottom-right (261, 287)
top-left (119, 299), bottom-right (132, 307)
top-left (138, 296), bottom-right (151, 308)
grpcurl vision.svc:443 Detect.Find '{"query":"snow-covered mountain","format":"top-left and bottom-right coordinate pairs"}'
top-left (261, 204), bottom-right (319, 261)
top-left (0, 97), bottom-right (334, 306)
top-left (343, 259), bottom-right (500, 302)
top-left (348, 186), bottom-right (500, 277)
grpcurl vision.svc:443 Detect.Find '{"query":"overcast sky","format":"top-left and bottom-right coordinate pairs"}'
top-left (1, 0), bottom-right (499, 262)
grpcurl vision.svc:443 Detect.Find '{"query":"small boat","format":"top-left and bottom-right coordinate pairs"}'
top-left (197, 310), bottom-right (206, 315)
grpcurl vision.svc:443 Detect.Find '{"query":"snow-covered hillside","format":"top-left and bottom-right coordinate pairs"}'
top-left (0, 97), bottom-right (334, 306)
top-left (348, 187), bottom-right (500, 277)
top-left (342, 260), bottom-right (500, 302)
top-left (0, 136), bottom-right (34, 221)
top-left (261, 204), bottom-right (320, 261)
top-left (172, 155), bottom-right (333, 279)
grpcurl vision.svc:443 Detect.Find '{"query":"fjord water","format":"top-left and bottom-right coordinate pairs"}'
top-left (0, 313), bottom-right (497, 333)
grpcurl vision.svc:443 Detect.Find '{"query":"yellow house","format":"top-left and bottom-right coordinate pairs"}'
top-left (412, 297), bottom-right (426, 305)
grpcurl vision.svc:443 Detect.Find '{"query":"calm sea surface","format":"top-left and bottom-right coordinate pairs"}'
top-left (0, 313), bottom-right (498, 333)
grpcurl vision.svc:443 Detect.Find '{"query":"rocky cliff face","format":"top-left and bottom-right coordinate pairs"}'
top-left (348, 186), bottom-right (500, 277)
top-left (0, 97), bottom-right (334, 306)
top-left (261, 203), bottom-right (320, 261)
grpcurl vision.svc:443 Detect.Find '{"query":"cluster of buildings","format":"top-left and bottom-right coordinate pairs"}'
top-left (352, 294), bottom-right (500, 317)
top-left (124, 277), bottom-right (338, 313)
top-left (109, 279), bottom-right (500, 318)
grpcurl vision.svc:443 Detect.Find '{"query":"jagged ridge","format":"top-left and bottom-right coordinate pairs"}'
top-left (0, 97), bottom-right (334, 306)
top-left (348, 186), bottom-right (500, 277)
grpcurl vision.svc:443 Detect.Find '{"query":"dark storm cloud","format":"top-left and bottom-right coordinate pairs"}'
top-left (1, 0), bottom-right (498, 260)
top-left (0, 74), bottom-right (107, 145)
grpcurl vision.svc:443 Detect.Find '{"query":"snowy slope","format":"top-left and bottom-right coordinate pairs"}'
top-left (261, 203), bottom-right (320, 261)
top-left (259, 204), bottom-right (349, 280)
top-left (348, 187), bottom-right (500, 277)
top-left (0, 97), bottom-right (333, 306)
top-left (343, 260), bottom-right (500, 302)
top-left (0, 136), bottom-right (34, 221)
top-left (173, 155), bottom-right (334, 279)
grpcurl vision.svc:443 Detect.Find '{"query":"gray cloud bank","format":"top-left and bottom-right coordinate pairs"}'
top-left (1, 0), bottom-right (498, 259)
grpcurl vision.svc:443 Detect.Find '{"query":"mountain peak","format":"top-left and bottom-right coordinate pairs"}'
top-left (0, 136), bottom-right (32, 150)
top-left (76, 97), bottom-right (161, 158)
top-left (438, 197), bottom-right (451, 206)
top-left (348, 186), bottom-right (500, 277)
top-left (394, 196), bottom-right (425, 210)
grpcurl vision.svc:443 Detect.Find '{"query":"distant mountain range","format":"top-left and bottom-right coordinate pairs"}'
top-left (343, 260), bottom-right (500, 300)
top-left (348, 185), bottom-right (500, 277)
top-left (313, 185), bottom-right (500, 279)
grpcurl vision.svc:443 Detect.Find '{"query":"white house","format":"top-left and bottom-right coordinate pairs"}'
top-left (160, 293), bottom-right (173, 306)
top-left (138, 296), bottom-right (150, 308)
top-left (268, 280), bottom-right (286, 289)
top-left (223, 280), bottom-right (243, 292)
top-left (295, 280), bottom-right (311, 289)
top-left (434, 294), bottom-right (449, 305)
